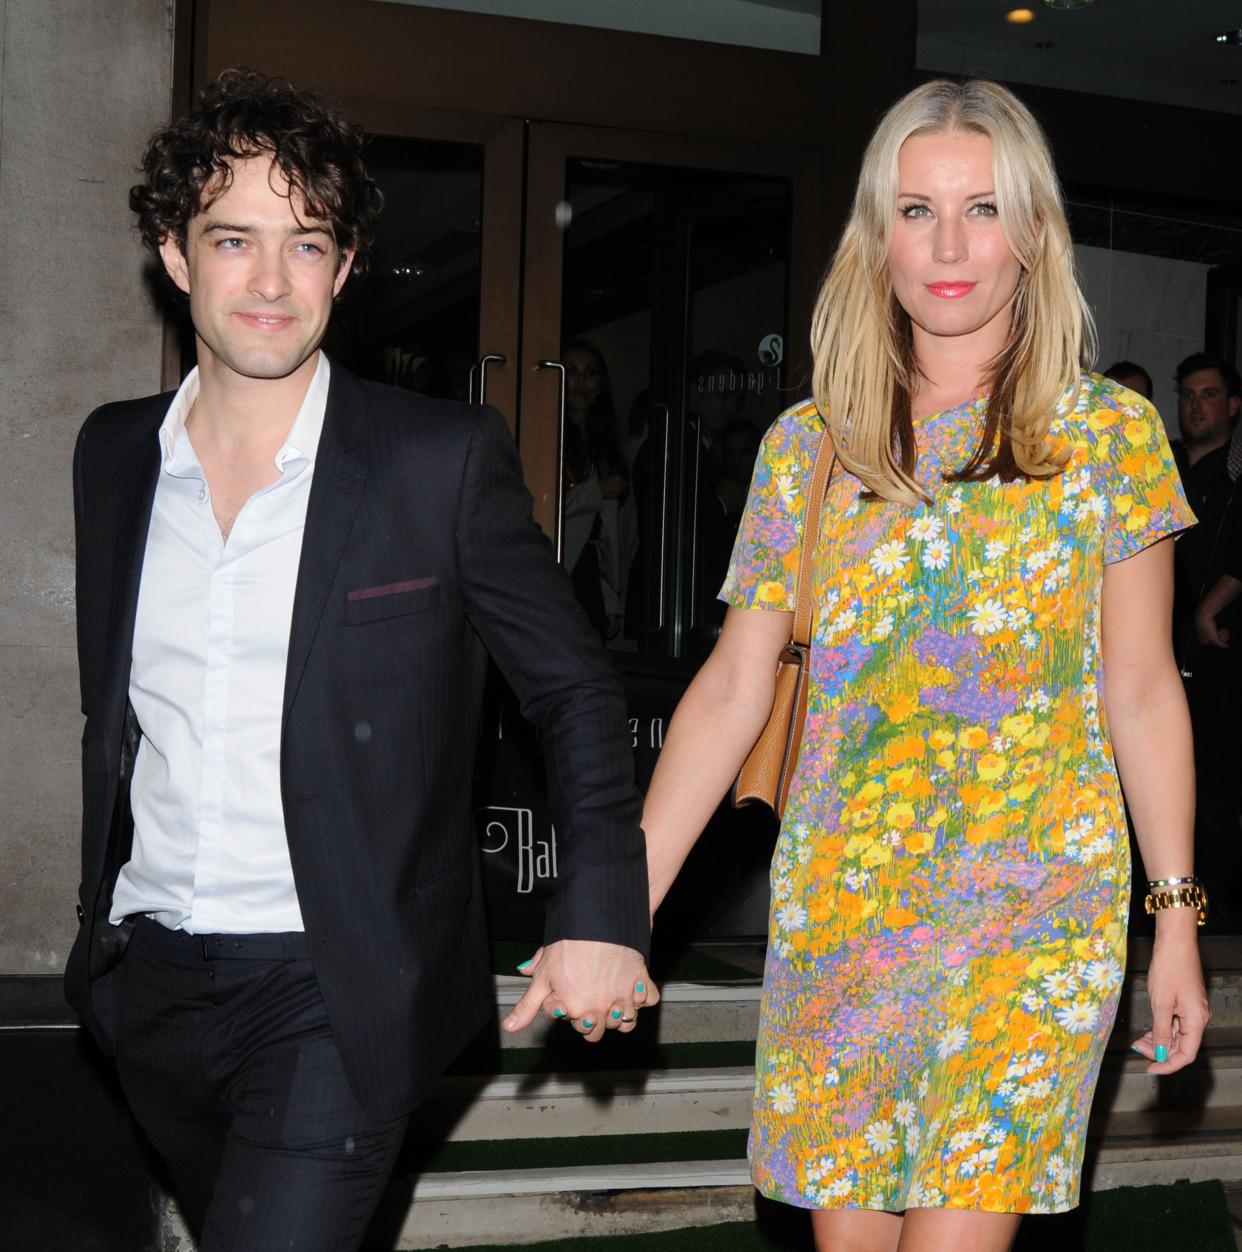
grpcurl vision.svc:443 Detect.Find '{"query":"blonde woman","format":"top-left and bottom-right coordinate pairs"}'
top-left (641, 79), bottom-right (1209, 1251)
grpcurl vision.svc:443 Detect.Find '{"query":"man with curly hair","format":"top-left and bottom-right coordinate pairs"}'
top-left (65, 70), bottom-right (654, 1250)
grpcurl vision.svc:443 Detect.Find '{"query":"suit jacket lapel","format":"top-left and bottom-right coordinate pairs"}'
top-left (283, 365), bottom-right (368, 721)
top-left (101, 411), bottom-right (163, 745)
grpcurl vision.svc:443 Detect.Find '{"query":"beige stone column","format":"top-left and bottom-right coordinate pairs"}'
top-left (0, 0), bottom-right (173, 972)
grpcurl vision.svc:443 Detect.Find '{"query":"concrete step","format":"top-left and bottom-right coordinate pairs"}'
top-left (1090, 1107), bottom-right (1242, 1188)
top-left (425, 1028), bottom-right (1242, 1145)
top-left (393, 1162), bottom-right (754, 1248)
top-left (422, 1066), bottom-right (755, 1141)
top-left (1100, 1029), bottom-right (1242, 1114)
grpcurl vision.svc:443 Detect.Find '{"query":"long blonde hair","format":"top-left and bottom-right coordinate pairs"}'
top-left (811, 78), bottom-right (1095, 505)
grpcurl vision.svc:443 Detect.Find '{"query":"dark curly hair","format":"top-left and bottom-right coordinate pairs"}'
top-left (130, 69), bottom-right (383, 287)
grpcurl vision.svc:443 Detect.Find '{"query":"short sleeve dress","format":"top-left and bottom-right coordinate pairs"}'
top-left (720, 375), bottom-right (1194, 1215)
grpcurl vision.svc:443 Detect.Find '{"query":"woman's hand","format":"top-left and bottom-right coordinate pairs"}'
top-left (1130, 912), bottom-right (1210, 1074)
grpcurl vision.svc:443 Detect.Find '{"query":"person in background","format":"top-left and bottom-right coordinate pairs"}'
top-left (1103, 359), bottom-right (1154, 401)
top-left (719, 416), bottom-right (763, 527)
top-left (1172, 352), bottom-right (1242, 656)
top-left (685, 350), bottom-right (751, 652)
top-left (562, 338), bottom-right (631, 640)
top-left (1171, 352), bottom-right (1242, 928)
top-left (641, 78), bottom-right (1207, 1250)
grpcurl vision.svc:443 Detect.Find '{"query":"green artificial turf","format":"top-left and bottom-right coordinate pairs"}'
top-left (1077, 1180), bottom-right (1236, 1251)
top-left (401, 1128), bottom-right (749, 1175)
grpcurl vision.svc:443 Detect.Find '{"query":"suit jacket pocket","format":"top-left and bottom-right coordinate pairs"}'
top-left (345, 577), bottom-right (442, 625)
top-left (399, 858), bottom-right (475, 932)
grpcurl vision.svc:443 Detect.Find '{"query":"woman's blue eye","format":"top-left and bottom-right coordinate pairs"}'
top-left (970, 202), bottom-right (999, 216)
top-left (899, 204), bottom-right (931, 219)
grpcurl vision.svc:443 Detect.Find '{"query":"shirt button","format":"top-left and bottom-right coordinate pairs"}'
top-left (197, 488), bottom-right (206, 501)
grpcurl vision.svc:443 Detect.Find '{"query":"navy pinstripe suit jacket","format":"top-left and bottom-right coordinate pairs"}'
top-left (64, 360), bottom-right (649, 1119)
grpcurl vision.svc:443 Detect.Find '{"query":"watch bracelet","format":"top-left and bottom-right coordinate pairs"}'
top-left (1143, 883), bottom-right (1208, 925)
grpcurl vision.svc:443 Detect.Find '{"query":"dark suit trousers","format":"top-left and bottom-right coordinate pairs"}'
top-left (112, 918), bottom-right (408, 1252)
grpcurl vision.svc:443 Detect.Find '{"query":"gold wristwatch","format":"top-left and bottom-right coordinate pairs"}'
top-left (1143, 876), bottom-right (1208, 926)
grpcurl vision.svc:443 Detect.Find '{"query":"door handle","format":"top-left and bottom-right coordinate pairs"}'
top-left (477, 353), bottom-right (506, 406)
top-left (535, 359), bottom-right (568, 562)
top-left (688, 416), bottom-right (704, 630)
top-left (469, 353), bottom-right (508, 405)
top-left (651, 403), bottom-right (671, 632)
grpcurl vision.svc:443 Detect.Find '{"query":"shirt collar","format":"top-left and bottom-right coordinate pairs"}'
top-left (158, 352), bottom-right (332, 474)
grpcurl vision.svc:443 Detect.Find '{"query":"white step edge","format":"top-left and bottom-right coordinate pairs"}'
top-left (432, 1065), bottom-right (755, 1102)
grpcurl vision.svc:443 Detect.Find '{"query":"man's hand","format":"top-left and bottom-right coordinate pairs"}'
top-left (502, 940), bottom-right (659, 1042)
top-left (1195, 608), bottom-right (1230, 648)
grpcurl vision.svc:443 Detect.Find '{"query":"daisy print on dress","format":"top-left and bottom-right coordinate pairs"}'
top-left (725, 376), bottom-right (1193, 1213)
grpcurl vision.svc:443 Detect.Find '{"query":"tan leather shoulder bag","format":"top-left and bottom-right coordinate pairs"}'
top-left (732, 423), bottom-right (837, 818)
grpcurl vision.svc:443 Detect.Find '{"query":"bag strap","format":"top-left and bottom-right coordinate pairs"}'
top-left (790, 421), bottom-right (837, 649)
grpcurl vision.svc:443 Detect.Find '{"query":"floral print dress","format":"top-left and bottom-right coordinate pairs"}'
top-left (720, 375), bottom-right (1194, 1214)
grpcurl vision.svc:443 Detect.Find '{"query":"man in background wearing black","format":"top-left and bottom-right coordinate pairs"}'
top-left (1172, 352), bottom-right (1242, 928)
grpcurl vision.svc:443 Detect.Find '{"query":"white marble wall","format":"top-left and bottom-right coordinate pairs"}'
top-left (0, 1), bottom-right (173, 972)
top-left (1075, 242), bottom-right (1210, 438)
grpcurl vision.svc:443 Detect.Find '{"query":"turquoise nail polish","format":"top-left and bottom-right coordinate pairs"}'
top-left (1129, 1044), bottom-right (1144, 1055)
top-left (516, 958), bottom-right (533, 971)
top-left (611, 1008), bottom-right (622, 1020)
top-left (1154, 1044), bottom-right (1169, 1063)
top-left (635, 981), bottom-right (646, 994)
top-left (552, 1008), bottom-right (566, 1018)
top-left (581, 1018), bottom-right (595, 1029)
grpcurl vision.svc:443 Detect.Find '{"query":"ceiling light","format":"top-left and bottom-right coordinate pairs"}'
top-left (1043, 0), bottom-right (1095, 8)
top-left (1007, 8), bottom-right (1037, 23)
top-left (1216, 29), bottom-right (1242, 45)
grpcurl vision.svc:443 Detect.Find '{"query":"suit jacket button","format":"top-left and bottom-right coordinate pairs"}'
top-left (76, 904), bottom-right (84, 923)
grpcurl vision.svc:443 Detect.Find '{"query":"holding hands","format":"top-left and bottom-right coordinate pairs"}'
top-left (502, 939), bottom-right (659, 1042)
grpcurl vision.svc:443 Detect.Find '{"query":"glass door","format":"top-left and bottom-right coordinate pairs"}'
top-left (323, 102), bottom-right (523, 429)
top-left (483, 124), bottom-right (821, 945)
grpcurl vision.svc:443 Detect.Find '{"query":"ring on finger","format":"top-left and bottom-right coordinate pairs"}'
top-left (620, 1013), bottom-right (636, 1023)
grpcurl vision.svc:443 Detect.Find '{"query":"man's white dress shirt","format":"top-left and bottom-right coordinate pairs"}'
top-left (109, 354), bottom-right (331, 933)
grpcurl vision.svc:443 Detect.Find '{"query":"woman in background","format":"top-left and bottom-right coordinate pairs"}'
top-left (562, 338), bottom-right (630, 640)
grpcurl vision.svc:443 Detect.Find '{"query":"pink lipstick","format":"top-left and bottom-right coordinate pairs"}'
top-left (925, 282), bottom-right (977, 298)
